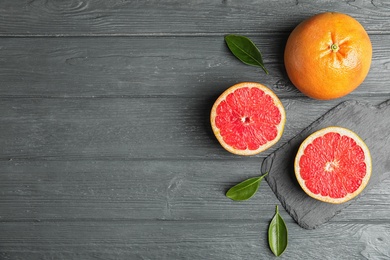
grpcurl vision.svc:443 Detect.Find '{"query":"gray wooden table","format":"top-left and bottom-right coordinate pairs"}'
top-left (0, 1), bottom-right (389, 259)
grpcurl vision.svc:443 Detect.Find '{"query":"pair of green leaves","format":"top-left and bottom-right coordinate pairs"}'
top-left (225, 156), bottom-right (287, 256)
top-left (226, 176), bottom-right (288, 256)
top-left (225, 34), bottom-right (268, 74)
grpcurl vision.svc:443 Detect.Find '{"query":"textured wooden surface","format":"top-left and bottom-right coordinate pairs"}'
top-left (0, 0), bottom-right (389, 259)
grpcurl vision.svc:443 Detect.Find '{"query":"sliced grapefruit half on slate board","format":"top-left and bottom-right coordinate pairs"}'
top-left (264, 100), bottom-right (390, 229)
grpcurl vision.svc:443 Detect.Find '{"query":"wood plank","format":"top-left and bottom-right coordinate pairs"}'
top-left (0, 35), bottom-right (389, 98)
top-left (0, 0), bottom-right (389, 36)
top-left (0, 97), bottom-right (389, 160)
top-left (0, 160), bottom-right (388, 222)
top-left (0, 221), bottom-right (388, 259)
top-left (0, 160), bottom-right (275, 221)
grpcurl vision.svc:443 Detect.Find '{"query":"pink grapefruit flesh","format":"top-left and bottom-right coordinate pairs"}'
top-left (210, 82), bottom-right (286, 156)
top-left (294, 126), bottom-right (372, 204)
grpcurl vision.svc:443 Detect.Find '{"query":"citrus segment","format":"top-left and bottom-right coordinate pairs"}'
top-left (284, 12), bottom-right (372, 100)
top-left (294, 127), bottom-right (372, 204)
top-left (210, 82), bottom-right (286, 155)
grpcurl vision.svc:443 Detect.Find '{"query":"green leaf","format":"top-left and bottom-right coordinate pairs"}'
top-left (268, 205), bottom-right (288, 257)
top-left (224, 34), bottom-right (269, 74)
top-left (226, 173), bottom-right (268, 201)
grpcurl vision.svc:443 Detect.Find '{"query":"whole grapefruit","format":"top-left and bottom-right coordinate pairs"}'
top-left (284, 12), bottom-right (372, 100)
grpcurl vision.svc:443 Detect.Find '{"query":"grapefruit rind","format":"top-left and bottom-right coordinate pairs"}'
top-left (210, 82), bottom-right (286, 156)
top-left (294, 126), bottom-right (372, 204)
top-left (284, 12), bottom-right (372, 100)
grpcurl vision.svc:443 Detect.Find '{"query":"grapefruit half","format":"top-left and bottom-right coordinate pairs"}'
top-left (294, 126), bottom-right (372, 204)
top-left (210, 82), bottom-right (286, 155)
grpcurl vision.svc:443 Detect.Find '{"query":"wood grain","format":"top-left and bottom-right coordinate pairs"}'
top-left (0, 0), bottom-right (389, 36)
top-left (0, 159), bottom-right (388, 223)
top-left (0, 35), bottom-right (388, 98)
top-left (0, 97), bottom-right (388, 160)
top-left (0, 221), bottom-right (389, 259)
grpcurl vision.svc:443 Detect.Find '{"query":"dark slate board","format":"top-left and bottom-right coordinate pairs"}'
top-left (265, 100), bottom-right (390, 230)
